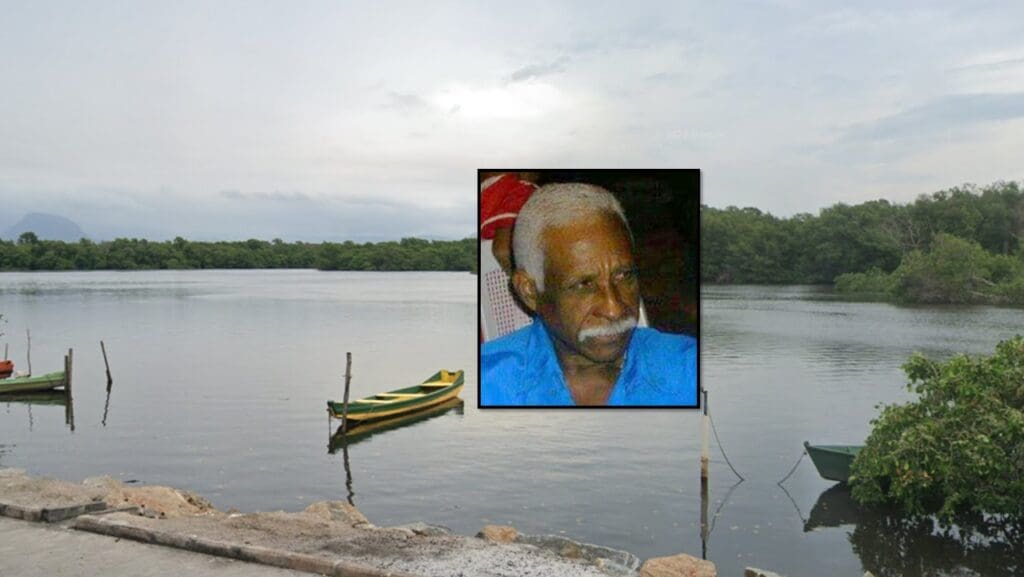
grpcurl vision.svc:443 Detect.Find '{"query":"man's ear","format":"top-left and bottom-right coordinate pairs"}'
top-left (512, 270), bottom-right (540, 313)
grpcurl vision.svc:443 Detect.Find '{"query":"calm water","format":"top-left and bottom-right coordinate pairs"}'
top-left (2, 273), bottom-right (1022, 577)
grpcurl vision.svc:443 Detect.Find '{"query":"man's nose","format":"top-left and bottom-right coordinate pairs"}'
top-left (596, 281), bottom-right (627, 320)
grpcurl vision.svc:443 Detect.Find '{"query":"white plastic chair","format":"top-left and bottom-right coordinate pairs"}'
top-left (480, 239), bottom-right (533, 342)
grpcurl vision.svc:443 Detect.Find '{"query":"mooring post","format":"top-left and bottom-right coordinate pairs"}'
top-left (64, 349), bottom-right (75, 431)
top-left (701, 387), bottom-right (710, 482)
top-left (100, 340), bottom-right (113, 388)
top-left (26, 329), bottom-right (32, 376)
top-left (341, 352), bottom-right (352, 433)
top-left (66, 348), bottom-right (73, 395)
top-left (3, 343), bottom-right (7, 360)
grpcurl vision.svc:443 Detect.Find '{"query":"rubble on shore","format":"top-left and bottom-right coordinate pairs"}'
top-left (0, 468), bottom-right (717, 577)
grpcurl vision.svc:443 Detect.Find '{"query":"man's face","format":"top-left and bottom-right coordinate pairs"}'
top-left (534, 212), bottom-right (640, 367)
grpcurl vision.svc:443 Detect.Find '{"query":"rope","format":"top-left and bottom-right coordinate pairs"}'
top-left (709, 413), bottom-right (744, 481)
top-left (777, 448), bottom-right (806, 486)
top-left (777, 480), bottom-right (807, 525)
top-left (707, 478), bottom-right (744, 538)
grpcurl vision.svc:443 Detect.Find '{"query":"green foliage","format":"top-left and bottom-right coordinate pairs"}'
top-left (834, 268), bottom-right (894, 296)
top-left (890, 234), bottom-right (993, 303)
top-left (850, 337), bottom-right (1024, 518)
top-left (702, 180), bottom-right (1024, 285)
top-left (833, 232), bottom-right (1024, 305)
top-left (0, 236), bottom-right (478, 273)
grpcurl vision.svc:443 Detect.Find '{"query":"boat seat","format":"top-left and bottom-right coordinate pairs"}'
top-left (377, 393), bottom-right (426, 398)
top-left (354, 399), bottom-right (397, 404)
top-left (420, 382), bottom-right (449, 388)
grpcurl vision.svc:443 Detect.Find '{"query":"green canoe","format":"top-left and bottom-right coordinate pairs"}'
top-left (804, 441), bottom-right (863, 483)
top-left (327, 369), bottom-right (464, 424)
top-left (0, 371), bottom-right (67, 395)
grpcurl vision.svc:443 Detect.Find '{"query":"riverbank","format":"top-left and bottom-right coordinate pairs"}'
top-left (0, 468), bottom-right (720, 577)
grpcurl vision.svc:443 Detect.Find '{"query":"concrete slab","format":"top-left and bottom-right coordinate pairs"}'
top-left (0, 516), bottom-right (314, 577)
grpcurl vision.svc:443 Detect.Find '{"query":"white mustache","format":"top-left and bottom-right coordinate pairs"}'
top-left (579, 317), bottom-right (638, 342)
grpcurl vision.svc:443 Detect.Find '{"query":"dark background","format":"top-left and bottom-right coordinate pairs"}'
top-left (482, 168), bottom-right (701, 337)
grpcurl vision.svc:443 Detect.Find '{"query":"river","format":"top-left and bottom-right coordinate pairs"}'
top-left (1, 272), bottom-right (1021, 576)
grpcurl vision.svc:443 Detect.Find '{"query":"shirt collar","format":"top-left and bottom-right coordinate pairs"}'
top-left (526, 319), bottom-right (643, 400)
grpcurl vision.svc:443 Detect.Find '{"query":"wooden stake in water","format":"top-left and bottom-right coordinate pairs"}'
top-left (66, 348), bottom-right (73, 394)
top-left (64, 349), bottom-right (75, 431)
top-left (26, 329), bottom-right (32, 376)
top-left (341, 352), bottom-right (352, 433)
top-left (701, 388), bottom-right (710, 482)
top-left (100, 340), bottom-right (113, 388)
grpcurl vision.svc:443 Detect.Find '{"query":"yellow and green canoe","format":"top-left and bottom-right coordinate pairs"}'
top-left (328, 369), bottom-right (464, 424)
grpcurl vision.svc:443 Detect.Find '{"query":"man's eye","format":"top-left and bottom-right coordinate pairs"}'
top-left (615, 269), bottom-right (638, 283)
top-left (571, 279), bottom-right (594, 291)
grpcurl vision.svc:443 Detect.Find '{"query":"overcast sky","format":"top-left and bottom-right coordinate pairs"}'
top-left (2, 1), bottom-right (1023, 241)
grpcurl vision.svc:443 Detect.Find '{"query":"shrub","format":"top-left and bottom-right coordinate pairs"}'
top-left (850, 337), bottom-right (1024, 518)
top-left (834, 268), bottom-right (894, 295)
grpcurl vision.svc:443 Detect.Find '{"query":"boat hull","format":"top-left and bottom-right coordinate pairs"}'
top-left (327, 369), bottom-right (464, 423)
top-left (804, 441), bottom-right (863, 483)
top-left (0, 371), bottom-right (66, 395)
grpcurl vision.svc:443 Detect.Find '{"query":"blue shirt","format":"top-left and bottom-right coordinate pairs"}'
top-left (480, 320), bottom-right (698, 406)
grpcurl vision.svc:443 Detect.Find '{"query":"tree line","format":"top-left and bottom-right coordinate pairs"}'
top-left (702, 180), bottom-right (1024, 303)
top-left (5, 180), bottom-right (1024, 303)
top-left (0, 233), bottom-right (478, 273)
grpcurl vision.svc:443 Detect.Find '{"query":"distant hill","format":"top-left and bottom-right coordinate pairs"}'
top-left (4, 213), bottom-right (87, 242)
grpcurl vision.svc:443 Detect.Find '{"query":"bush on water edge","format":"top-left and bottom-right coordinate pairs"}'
top-left (850, 336), bottom-right (1024, 519)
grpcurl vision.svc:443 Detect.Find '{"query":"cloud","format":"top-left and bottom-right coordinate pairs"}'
top-left (841, 93), bottom-right (1024, 142)
top-left (384, 91), bottom-right (430, 112)
top-left (508, 58), bottom-right (567, 83)
top-left (220, 190), bottom-right (312, 202)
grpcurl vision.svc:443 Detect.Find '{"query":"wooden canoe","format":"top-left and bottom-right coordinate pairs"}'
top-left (0, 371), bottom-right (67, 395)
top-left (327, 369), bottom-right (464, 423)
top-left (804, 441), bottom-right (863, 483)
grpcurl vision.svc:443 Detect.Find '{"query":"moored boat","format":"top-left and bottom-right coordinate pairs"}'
top-left (804, 441), bottom-right (863, 483)
top-left (0, 371), bottom-right (67, 395)
top-left (327, 369), bottom-right (464, 424)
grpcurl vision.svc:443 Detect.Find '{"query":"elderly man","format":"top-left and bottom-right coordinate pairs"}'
top-left (480, 183), bottom-right (698, 406)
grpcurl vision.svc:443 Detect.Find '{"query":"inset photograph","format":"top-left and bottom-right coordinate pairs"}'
top-left (479, 169), bottom-right (700, 407)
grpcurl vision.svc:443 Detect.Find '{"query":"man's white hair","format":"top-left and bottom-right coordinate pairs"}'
top-left (512, 182), bottom-right (630, 292)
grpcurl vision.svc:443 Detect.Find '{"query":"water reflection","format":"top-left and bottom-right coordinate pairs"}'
top-left (101, 386), bottom-right (112, 427)
top-left (0, 390), bottom-right (74, 431)
top-left (327, 398), bottom-right (466, 506)
top-left (805, 485), bottom-right (1024, 577)
top-left (702, 479), bottom-right (744, 560)
top-left (802, 484), bottom-right (861, 531)
top-left (327, 398), bottom-right (465, 452)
